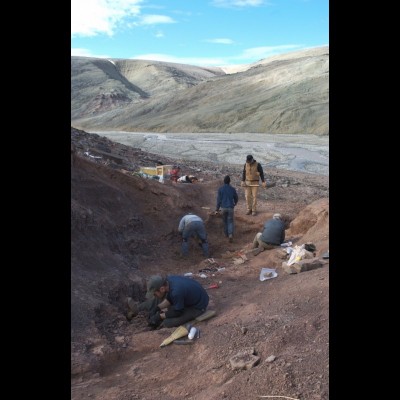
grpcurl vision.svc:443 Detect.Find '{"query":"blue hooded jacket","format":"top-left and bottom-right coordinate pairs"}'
top-left (216, 179), bottom-right (238, 210)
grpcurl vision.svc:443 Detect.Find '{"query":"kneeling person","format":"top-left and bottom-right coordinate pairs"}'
top-left (146, 275), bottom-right (209, 328)
top-left (253, 213), bottom-right (286, 250)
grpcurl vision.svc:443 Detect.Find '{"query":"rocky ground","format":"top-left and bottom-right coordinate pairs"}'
top-left (71, 127), bottom-right (329, 400)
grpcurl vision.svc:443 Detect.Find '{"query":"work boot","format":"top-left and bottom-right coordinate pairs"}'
top-left (253, 247), bottom-right (264, 256)
top-left (127, 310), bottom-right (136, 320)
top-left (228, 234), bottom-right (233, 243)
top-left (126, 297), bottom-right (139, 318)
top-left (245, 210), bottom-right (252, 215)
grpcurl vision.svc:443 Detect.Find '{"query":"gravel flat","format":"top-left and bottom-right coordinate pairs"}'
top-left (91, 131), bottom-right (329, 176)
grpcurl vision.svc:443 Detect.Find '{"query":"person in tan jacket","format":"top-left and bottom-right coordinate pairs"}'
top-left (241, 155), bottom-right (266, 216)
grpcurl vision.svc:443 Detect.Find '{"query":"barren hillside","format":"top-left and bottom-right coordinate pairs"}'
top-left (71, 46), bottom-right (328, 135)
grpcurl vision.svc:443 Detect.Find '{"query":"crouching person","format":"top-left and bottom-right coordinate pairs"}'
top-left (144, 275), bottom-right (209, 329)
top-left (178, 213), bottom-right (209, 257)
top-left (253, 213), bottom-right (286, 250)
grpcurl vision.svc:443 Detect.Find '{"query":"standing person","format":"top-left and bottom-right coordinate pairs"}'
top-left (253, 213), bottom-right (285, 250)
top-left (128, 275), bottom-right (210, 329)
top-left (241, 154), bottom-right (267, 216)
top-left (215, 175), bottom-right (238, 242)
top-left (178, 213), bottom-right (209, 257)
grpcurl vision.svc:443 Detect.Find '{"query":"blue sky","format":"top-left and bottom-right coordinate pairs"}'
top-left (71, 0), bottom-right (328, 67)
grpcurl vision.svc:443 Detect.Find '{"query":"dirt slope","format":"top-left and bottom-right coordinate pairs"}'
top-left (71, 127), bottom-right (329, 400)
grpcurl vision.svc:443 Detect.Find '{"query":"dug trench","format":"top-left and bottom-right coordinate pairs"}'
top-left (71, 127), bottom-right (329, 400)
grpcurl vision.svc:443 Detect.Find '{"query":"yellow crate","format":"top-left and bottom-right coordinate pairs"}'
top-left (139, 167), bottom-right (158, 176)
top-left (156, 165), bottom-right (173, 176)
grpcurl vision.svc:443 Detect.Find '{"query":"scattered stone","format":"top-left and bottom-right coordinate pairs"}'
top-left (282, 258), bottom-right (324, 274)
top-left (229, 348), bottom-right (260, 370)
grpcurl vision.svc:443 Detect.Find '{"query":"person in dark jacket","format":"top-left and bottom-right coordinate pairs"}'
top-left (136, 275), bottom-right (209, 329)
top-left (241, 154), bottom-right (266, 216)
top-left (215, 175), bottom-right (238, 242)
top-left (253, 213), bottom-right (285, 250)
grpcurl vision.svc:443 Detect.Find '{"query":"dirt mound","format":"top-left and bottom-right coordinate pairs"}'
top-left (71, 127), bottom-right (329, 399)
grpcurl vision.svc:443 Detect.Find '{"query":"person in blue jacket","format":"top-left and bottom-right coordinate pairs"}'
top-left (144, 275), bottom-right (209, 328)
top-left (215, 175), bottom-right (238, 242)
top-left (253, 213), bottom-right (286, 250)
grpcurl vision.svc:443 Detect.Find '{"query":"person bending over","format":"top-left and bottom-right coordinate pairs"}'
top-left (178, 213), bottom-right (209, 257)
top-left (253, 213), bottom-right (286, 250)
top-left (143, 275), bottom-right (209, 328)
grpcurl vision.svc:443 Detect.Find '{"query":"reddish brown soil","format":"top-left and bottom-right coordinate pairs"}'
top-left (71, 127), bottom-right (329, 400)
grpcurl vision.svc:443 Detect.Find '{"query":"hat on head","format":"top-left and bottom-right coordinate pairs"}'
top-left (146, 275), bottom-right (164, 298)
top-left (246, 155), bottom-right (253, 162)
top-left (273, 213), bottom-right (282, 220)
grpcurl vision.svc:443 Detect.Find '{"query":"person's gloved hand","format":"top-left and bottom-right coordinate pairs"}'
top-left (148, 311), bottom-right (162, 328)
top-left (149, 304), bottom-right (161, 317)
top-left (262, 181), bottom-right (267, 188)
top-left (240, 181), bottom-right (246, 187)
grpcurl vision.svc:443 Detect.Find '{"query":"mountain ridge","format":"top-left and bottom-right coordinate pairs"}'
top-left (71, 46), bottom-right (328, 135)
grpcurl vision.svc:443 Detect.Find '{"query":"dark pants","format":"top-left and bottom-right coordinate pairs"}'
top-left (142, 297), bottom-right (205, 328)
top-left (181, 221), bottom-right (209, 257)
top-left (253, 233), bottom-right (279, 250)
top-left (221, 207), bottom-right (234, 237)
top-left (161, 306), bottom-right (205, 328)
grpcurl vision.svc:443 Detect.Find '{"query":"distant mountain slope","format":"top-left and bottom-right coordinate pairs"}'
top-left (71, 46), bottom-right (328, 135)
top-left (71, 57), bottom-right (224, 120)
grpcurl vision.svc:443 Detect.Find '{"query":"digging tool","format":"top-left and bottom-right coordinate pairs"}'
top-left (194, 309), bottom-right (216, 322)
top-left (173, 339), bottom-right (196, 345)
top-left (159, 310), bottom-right (216, 347)
top-left (205, 283), bottom-right (219, 289)
top-left (159, 325), bottom-right (189, 347)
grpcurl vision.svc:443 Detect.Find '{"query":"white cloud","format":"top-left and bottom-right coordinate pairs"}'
top-left (155, 31), bottom-right (165, 38)
top-left (240, 45), bottom-right (302, 60)
top-left (211, 0), bottom-right (266, 8)
top-left (138, 15), bottom-right (176, 25)
top-left (205, 38), bottom-right (234, 44)
top-left (71, 0), bottom-right (143, 37)
top-left (130, 53), bottom-right (228, 67)
top-left (73, 44), bottom-right (310, 67)
top-left (71, 47), bottom-right (111, 58)
top-left (130, 44), bottom-right (306, 66)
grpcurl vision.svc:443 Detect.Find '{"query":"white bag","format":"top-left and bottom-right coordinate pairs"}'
top-left (259, 268), bottom-right (278, 281)
top-left (287, 244), bottom-right (306, 266)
